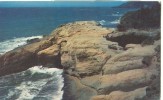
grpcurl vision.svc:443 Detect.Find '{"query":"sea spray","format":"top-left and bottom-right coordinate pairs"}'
top-left (0, 66), bottom-right (64, 100)
top-left (98, 19), bottom-right (120, 26)
top-left (0, 36), bottom-right (42, 54)
top-left (0, 36), bottom-right (64, 100)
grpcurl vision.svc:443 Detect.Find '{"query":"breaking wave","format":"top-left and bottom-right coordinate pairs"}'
top-left (99, 20), bottom-right (106, 25)
top-left (0, 36), bottom-right (64, 100)
top-left (110, 19), bottom-right (120, 24)
top-left (0, 36), bottom-right (42, 55)
top-left (0, 66), bottom-right (64, 100)
top-left (99, 19), bottom-right (120, 26)
top-left (111, 14), bottom-right (122, 16)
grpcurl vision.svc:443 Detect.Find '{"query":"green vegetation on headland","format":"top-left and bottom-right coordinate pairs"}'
top-left (117, 2), bottom-right (160, 31)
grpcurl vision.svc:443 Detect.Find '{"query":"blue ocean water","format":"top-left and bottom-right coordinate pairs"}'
top-left (0, 7), bottom-right (134, 100)
top-left (0, 7), bottom-right (133, 42)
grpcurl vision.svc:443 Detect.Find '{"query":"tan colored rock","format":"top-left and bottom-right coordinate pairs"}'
top-left (37, 44), bottom-right (61, 66)
top-left (110, 45), bottom-right (156, 62)
top-left (103, 59), bottom-right (144, 74)
top-left (102, 40), bottom-right (159, 75)
top-left (81, 69), bottom-right (157, 94)
top-left (91, 87), bottom-right (147, 100)
top-left (57, 21), bottom-right (115, 77)
top-left (37, 44), bottom-right (59, 56)
top-left (23, 38), bottom-right (53, 53)
top-left (125, 44), bottom-right (140, 49)
top-left (63, 75), bottom-right (97, 100)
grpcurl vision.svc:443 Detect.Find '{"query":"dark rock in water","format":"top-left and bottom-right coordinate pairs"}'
top-left (27, 38), bottom-right (40, 44)
top-left (43, 35), bottom-right (48, 38)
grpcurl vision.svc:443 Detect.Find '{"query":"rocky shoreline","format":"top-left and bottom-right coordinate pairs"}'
top-left (0, 21), bottom-right (160, 100)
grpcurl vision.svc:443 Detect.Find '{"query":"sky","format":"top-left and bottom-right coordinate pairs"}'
top-left (0, 1), bottom-right (125, 7)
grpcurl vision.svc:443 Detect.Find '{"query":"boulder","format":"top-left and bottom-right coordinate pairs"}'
top-left (26, 38), bottom-right (40, 44)
top-left (106, 29), bottom-right (160, 47)
top-left (0, 49), bottom-right (37, 76)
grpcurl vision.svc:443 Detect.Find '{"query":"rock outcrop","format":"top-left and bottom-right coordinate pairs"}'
top-left (117, 2), bottom-right (161, 31)
top-left (0, 21), bottom-right (160, 100)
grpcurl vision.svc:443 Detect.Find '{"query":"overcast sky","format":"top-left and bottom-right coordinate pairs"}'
top-left (0, 1), bottom-right (125, 7)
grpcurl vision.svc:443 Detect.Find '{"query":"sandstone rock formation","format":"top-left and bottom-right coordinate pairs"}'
top-left (0, 21), bottom-right (160, 100)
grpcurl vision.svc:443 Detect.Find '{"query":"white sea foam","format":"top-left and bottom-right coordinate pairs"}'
top-left (1, 66), bottom-right (64, 100)
top-left (29, 66), bottom-right (64, 100)
top-left (110, 19), bottom-right (120, 24)
top-left (52, 74), bottom-right (64, 100)
top-left (99, 20), bottom-right (106, 25)
top-left (99, 19), bottom-right (120, 26)
top-left (29, 66), bottom-right (62, 75)
top-left (111, 11), bottom-right (122, 17)
top-left (15, 80), bottom-right (47, 100)
top-left (111, 14), bottom-right (122, 16)
top-left (0, 36), bottom-right (42, 55)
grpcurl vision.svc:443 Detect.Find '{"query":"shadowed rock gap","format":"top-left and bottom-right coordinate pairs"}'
top-left (106, 34), bottom-right (149, 47)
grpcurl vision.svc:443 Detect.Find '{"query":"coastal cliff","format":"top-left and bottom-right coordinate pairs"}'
top-left (0, 21), bottom-right (160, 100)
top-left (117, 2), bottom-right (160, 31)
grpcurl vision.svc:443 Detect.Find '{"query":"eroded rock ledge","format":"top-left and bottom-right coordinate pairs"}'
top-left (0, 21), bottom-right (160, 100)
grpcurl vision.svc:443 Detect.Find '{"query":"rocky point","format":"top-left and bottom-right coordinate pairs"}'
top-left (0, 21), bottom-right (160, 100)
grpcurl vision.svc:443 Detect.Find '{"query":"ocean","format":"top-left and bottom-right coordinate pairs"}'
top-left (0, 7), bottom-right (134, 100)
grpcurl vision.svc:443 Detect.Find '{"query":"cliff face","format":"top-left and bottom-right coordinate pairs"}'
top-left (0, 21), bottom-right (160, 100)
